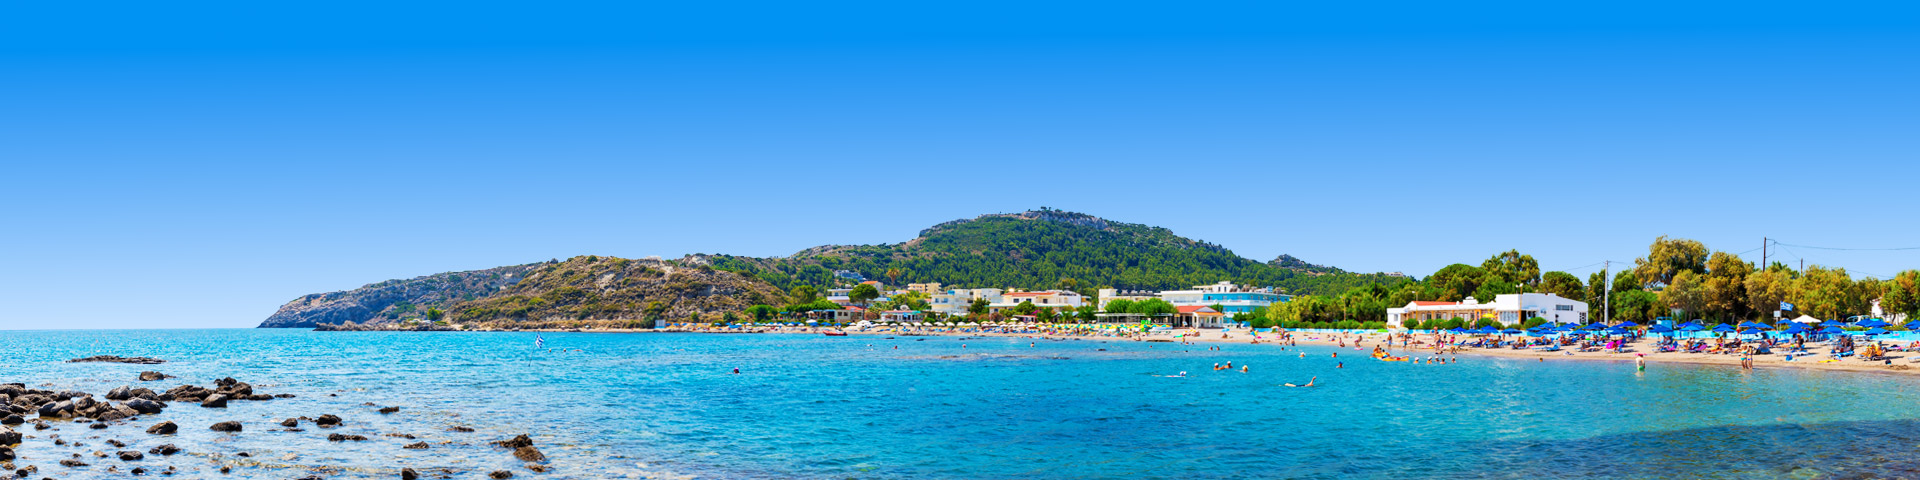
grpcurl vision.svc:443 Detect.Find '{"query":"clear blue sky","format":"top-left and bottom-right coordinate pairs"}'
top-left (4, 1), bottom-right (1919, 329)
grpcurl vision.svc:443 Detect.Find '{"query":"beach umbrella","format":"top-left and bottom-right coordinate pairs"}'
top-left (1780, 325), bottom-right (1809, 334)
top-left (1857, 319), bottom-right (1891, 328)
top-left (1585, 323), bottom-right (1609, 330)
top-left (1614, 321), bottom-right (1640, 328)
top-left (1680, 324), bottom-right (1705, 332)
top-left (1865, 327), bottom-right (1890, 335)
top-left (1650, 325), bottom-right (1673, 333)
top-left (1502, 328), bottom-right (1522, 334)
top-left (1906, 321), bottom-right (1920, 330)
top-left (1818, 326), bottom-right (1844, 334)
top-left (1605, 328), bottom-right (1629, 336)
top-left (1744, 323), bottom-right (1773, 330)
top-left (1711, 324), bottom-right (1736, 333)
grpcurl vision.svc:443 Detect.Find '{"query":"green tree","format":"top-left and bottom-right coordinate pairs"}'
top-left (1660, 270), bottom-right (1708, 320)
top-left (848, 283), bottom-right (881, 305)
top-left (1103, 299), bottom-right (1136, 314)
top-left (789, 285), bottom-right (820, 304)
top-left (1703, 251), bottom-right (1754, 320)
top-left (426, 308), bottom-right (445, 321)
top-left (885, 268), bottom-right (903, 286)
top-left (1538, 271), bottom-right (1584, 300)
top-left (1611, 290), bottom-right (1659, 323)
top-left (1883, 271), bottom-right (1920, 320)
top-left (1076, 305), bottom-right (1098, 322)
top-left (746, 304), bottom-right (777, 322)
top-left (1134, 298), bottom-right (1177, 317)
top-left (1010, 301), bottom-right (1039, 316)
top-left (968, 297), bottom-right (990, 315)
top-left (1429, 264), bottom-right (1485, 301)
top-left (1481, 250), bottom-right (1542, 286)
top-left (1633, 236), bottom-right (1710, 287)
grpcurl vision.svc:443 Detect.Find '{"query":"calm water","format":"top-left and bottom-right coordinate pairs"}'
top-left (5, 329), bottom-right (1920, 479)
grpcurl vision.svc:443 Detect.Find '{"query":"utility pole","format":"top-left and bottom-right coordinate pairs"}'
top-left (1762, 237), bottom-right (1767, 269)
top-left (1603, 260), bottom-right (1611, 324)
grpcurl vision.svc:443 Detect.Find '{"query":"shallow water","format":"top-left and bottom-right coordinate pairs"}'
top-left (5, 329), bottom-right (1920, 479)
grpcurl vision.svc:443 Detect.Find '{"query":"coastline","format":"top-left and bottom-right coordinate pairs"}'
top-left (294, 325), bottom-right (1920, 377)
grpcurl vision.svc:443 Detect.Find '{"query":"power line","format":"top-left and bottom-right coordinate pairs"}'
top-left (1773, 241), bottom-right (1920, 252)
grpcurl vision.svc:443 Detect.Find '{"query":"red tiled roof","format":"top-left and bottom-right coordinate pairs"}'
top-left (860, 280), bottom-right (880, 285)
top-left (1176, 306), bottom-right (1221, 314)
top-left (844, 306), bottom-right (866, 311)
top-left (1411, 301), bottom-right (1457, 306)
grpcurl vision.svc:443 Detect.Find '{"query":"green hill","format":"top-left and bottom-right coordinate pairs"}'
top-left (706, 209), bottom-right (1405, 295)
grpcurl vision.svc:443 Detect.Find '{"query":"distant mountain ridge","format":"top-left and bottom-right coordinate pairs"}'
top-left (707, 208), bottom-right (1402, 294)
top-left (259, 208), bottom-right (1404, 328)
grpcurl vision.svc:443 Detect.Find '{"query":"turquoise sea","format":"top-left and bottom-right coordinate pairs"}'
top-left (7, 329), bottom-right (1920, 479)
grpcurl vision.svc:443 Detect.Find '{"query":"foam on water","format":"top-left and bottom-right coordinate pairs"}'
top-left (5, 329), bottom-right (1920, 479)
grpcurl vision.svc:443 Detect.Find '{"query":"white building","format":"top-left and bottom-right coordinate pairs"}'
top-left (1096, 288), bottom-right (1158, 311)
top-left (1385, 293), bottom-right (1588, 328)
top-left (991, 290), bottom-right (1087, 311)
top-left (1156, 281), bottom-right (1290, 315)
top-left (929, 288), bottom-right (1003, 315)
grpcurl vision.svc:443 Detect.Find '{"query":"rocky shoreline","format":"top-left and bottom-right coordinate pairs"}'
top-left (2, 369), bottom-right (551, 479)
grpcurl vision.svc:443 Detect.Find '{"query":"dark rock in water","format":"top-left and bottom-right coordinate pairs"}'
top-left (117, 450), bottom-right (144, 461)
top-left (248, 394), bottom-right (274, 401)
top-left (526, 464), bottom-right (549, 473)
top-left (126, 398), bottom-right (166, 414)
top-left (0, 446), bottom-right (13, 461)
top-left (378, 406), bottom-right (400, 414)
top-left (489, 470), bottom-right (514, 479)
top-left (314, 414), bottom-right (343, 427)
top-left (512, 445), bottom-right (545, 462)
top-left (327, 433), bottom-right (369, 442)
top-left (32, 420), bottom-right (50, 430)
top-left (107, 386), bottom-right (133, 400)
top-left (0, 415), bottom-right (20, 425)
top-left (492, 434), bottom-right (534, 449)
top-left (0, 426), bottom-right (20, 445)
top-left (447, 426), bottom-right (474, 432)
top-left (209, 421), bottom-right (242, 432)
top-left (280, 418), bottom-right (299, 427)
top-left (146, 421), bottom-right (177, 435)
top-left (108, 439), bottom-right (127, 447)
top-left (402, 467), bottom-right (420, 479)
top-left (131, 466), bottom-right (148, 475)
top-left (199, 394), bottom-right (229, 408)
top-left (138, 371), bottom-right (172, 381)
top-left (275, 393), bottom-right (297, 398)
top-left (89, 421), bottom-right (109, 429)
top-left (38, 400), bottom-right (72, 418)
top-left (403, 442), bottom-right (429, 450)
top-left (61, 458), bottom-right (89, 467)
top-left (67, 355), bottom-right (165, 365)
top-left (147, 444), bottom-right (181, 456)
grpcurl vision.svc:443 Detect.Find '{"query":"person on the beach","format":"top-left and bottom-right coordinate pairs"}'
top-left (1635, 354), bottom-right (1646, 372)
top-left (1283, 376), bottom-right (1316, 387)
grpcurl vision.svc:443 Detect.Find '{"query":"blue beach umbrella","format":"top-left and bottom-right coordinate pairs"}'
top-left (1905, 321), bottom-right (1920, 330)
top-left (1502, 328), bottom-right (1522, 334)
top-left (1818, 326), bottom-right (1844, 334)
top-left (1476, 326), bottom-right (1499, 334)
top-left (1712, 324), bottom-right (1736, 333)
top-left (1780, 325), bottom-right (1809, 335)
top-left (1865, 327), bottom-right (1890, 335)
top-left (1606, 328), bottom-right (1629, 336)
top-left (1585, 323), bottom-right (1609, 331)
top-left (1557, 324), bottom-right (1580, 331)
top-left (1650, 325), bottom-right (1674, 333)
top-left (1857, 319), bottom-right (1891, 328)
top-left (1614, 321), bottom-right (1640, 328)
top-left (1680, 324), bottom-right (1706, 332)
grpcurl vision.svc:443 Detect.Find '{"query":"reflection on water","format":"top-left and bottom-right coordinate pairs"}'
top-left (4, 329), bottom-right (1920, 479)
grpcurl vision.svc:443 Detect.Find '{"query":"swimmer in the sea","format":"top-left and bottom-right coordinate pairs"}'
top-left (1283, 376), bottom-right (1316, 387)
